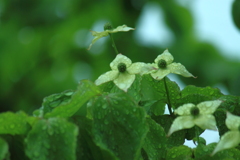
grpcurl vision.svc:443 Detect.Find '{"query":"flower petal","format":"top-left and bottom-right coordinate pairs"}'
top-left (167, 116), bottom-right (195, 136)
top-left (150, 69), bottom-right (170, 80)
top-left (95, 70), bottom-right (118, 85)
top-left (109, 25), bottom-right (135, 33)
top-left (211, 131), bottom-right (240, 156)
top-left (226, 112), bottom-right (240, 130)
top-left (197, 100), bottom-right (222, 114)
top-left (110, 54), bottom-right (132, 70)
top-left (168, 63), bottom-right (195, 78)
top-left (194, 115), bottom-right (217, 130)
top-left (113, 73), bottom-right (135, 92)
top-left (88, 31), bottom-right (109, 50)
top-left (174, 103), bottom-right (195, 116)
top-left (154, 49), bottom-right (174, 65)
top-left (128, 62), bottom-right (155, 75)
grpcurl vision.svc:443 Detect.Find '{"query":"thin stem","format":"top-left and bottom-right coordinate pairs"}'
top-left (195, 126), bottom-right (200, 145)
top-left (163, 77), bottom-right (173, 116)
top-left (109, 33), bottom-right (119, 54)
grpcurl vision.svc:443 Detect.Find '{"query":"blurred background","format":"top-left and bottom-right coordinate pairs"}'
top-left (0, 0), bottom-right (240, 115)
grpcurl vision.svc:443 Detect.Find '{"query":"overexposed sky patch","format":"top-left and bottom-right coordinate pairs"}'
top-left (190, 0), bottom-right (240, 59)
top-left (134, 2), bottom-right (174, 47)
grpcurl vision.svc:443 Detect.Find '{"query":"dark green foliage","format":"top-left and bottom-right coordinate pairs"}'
top-left (1, 2), bottom-right (240, 157)
top-left (0, 137), bottom-right (9, 160)
top-left (87, 92), bottom-right (148, 160)
top-left (142, 118), bottom-right (167, 160)
top-left (232, 0), bottom-right (240, 30)
top-left (44, 80), bottom-right (100, 118)
top-left (39, 90), bottom-right (74, 115)
top-left (176, 85), bottom-right (223, 107)
top-left (0, 74), bottom-right (240, 159)
top-left (0, 111), bottom-right (29, 135)
top-left (194, 143), bottom-right (240, 160)
top-left (141, 75), bottom-right (181, 108)
top-left (25, 118), bottom-right (78, 160)
top-left (151, 115), bottom-right (186, 149)
top-left (166, 145), bottom-right (193, 160)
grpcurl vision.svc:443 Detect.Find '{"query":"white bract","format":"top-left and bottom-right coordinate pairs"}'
top-left (151, 49), bottom-right (195, 80)
top-left (212, 112), bottom-right (240, 156)
top-left (88, 25), bottom-right (135, 50)
top-left (95, 54), bottom-right (151, 92)
top-left (167, 100), bottom-right (222, 136)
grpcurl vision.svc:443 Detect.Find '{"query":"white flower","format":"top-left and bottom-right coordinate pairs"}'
top-left (167, 100), bottom-right (222, 136)
top-left (88, 24), bottom-right (134, 50)
top-left (212, 112), bottom-right (240, 156)
top-left (151, 49), bottom-right (195, 80)
top-left (95, 54), bottom-right (151, 92)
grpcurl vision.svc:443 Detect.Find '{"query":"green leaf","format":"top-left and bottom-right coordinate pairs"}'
top-left (87, 93), bottom-right (148, 160)
top-left (193, 137), bottom-right (206, 146)
top-left (88, 24), bottom-right (134, 50)
top-left (25, 117), bottom-right (78, 160)
top-left (141, 75), bottom-right (181, 108)
top-left (0, 137), bottom-right (9, 160)
top-left (175, 85), bottom-right (224, 108)
top-left (40, 90), bottom-right (74, 116)
top-left (142, 118), bottom-right (167, 160)
top-left (165, 77), bottom-right (181, 108)
top-left (194, 143), bottom-right (240, 160)
top-left (219, 95), bottom-right (240, 113)
top-left (175, 94), bottom-right (210, 107)
top-left (0, 111), bottom-right (29, 135)
top-left (185, 126), bottom-right (204, 141)
top-left (214, 110), bottom-right (228, 137)
top-left (214, 95), bottom-right (240, 136)
top-left (232, 0), bottom-right (240, 30)
top-left (166, 145), bottom-right (193, 160)
top-left (151, 115), bottom-right (186, 148)
top-left (181, 85), bottom-right (223, 99)
top-left (148, 101), bottom-right (165, 116)
top-left (1, 135), bottom-right (28, 160)
top-left (71, 117), bottom-right (117, 160)
top-left (138, 100), bottom-right (158, 114)
top-left (126, 74), bottom-right (142, 102)
top-left (141, 74), bottom-right (165, 101)
top-left (98, 74), bottom-right (142, 102)
top-left (44, 80), bottom-right (100, 118)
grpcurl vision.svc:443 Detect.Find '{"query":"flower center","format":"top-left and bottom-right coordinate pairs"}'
top-left (104, 22), bottom-right (113, 30)
top-left (117, 63), bottom-right (127, 73)
top-left (190, 106), bottom-right (200, 117)
top-left (158, 59), bottom-right (167, 69)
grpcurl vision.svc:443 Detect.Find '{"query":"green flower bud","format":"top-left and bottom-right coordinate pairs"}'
top-left (190, 106), bottom-right (200, 117)
top-left (158, 59), bottom-right (167, 69)
top-left (104, 22), bottom-right (113, 31)
top-left (117, 63), bottom-right (127, 73)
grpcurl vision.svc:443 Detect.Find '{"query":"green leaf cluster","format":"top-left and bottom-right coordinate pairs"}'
top-left (1, 69), bottom-right (240, 159)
